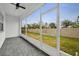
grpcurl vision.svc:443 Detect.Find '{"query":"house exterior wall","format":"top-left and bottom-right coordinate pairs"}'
top-left (5, 14), bottom-right (20, 38)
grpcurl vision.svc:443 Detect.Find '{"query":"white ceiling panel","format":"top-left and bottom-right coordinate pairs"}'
top-left (0, 3), bottom-right (44, 17)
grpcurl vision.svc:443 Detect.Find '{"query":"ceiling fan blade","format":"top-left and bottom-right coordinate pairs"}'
top-left (10, 3), bottom-right (26, 9)
top-left (19, 5), bottom-right (26, 9)
top-left (10, 3), bottom-right (16, 5)
top-left (11, 3), bottom-right (18, 9)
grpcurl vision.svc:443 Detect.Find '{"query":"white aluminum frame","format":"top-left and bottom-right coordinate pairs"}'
top-left (56, 3), bottom-right (60, 55)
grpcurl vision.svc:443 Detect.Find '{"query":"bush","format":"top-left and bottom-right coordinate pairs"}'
top-left (72, 23), bottom-right (79, 28)
top-left (62, 20), bottom-right (73, 28)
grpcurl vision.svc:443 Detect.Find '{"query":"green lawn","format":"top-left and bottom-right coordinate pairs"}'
top-left (25, 31), bottom-right (79, 56)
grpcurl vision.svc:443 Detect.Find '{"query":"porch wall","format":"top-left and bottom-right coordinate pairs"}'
top-left (5, 14), bottom-right (20, 38)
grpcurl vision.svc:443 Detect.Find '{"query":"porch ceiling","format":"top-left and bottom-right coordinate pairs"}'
top-left (0, 3), bottom-right (44, 18)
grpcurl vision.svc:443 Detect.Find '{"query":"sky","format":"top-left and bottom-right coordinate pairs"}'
top-left (60, 3), bottom-right (79, 22)
top-left (22, 3), bottom-right (79, 26)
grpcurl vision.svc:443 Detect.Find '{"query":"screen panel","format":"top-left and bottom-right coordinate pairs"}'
top-left (26, 9), bottom-right (41, 41)
top-left (60, 3), bottom-right (79, 56)
top-left (41, 4), bottom-right (57, 48)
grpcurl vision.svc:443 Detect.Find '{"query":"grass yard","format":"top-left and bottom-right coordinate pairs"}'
top-left (25, 31), bottom-right (79, 56)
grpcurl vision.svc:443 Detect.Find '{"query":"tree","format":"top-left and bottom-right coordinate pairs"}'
top-left (27, 23), bottom-right (40, 29)
top-left (62, 19), bottom-right (73, 28)
top-left (76, 16), bottom-right (79, 24)
top-left (49, 23), bottom-right (56, 28)
top-left (27, 24), bottom-right (32, 29)
top-left (43, 22), bottom-right (49, 29)
top-left (32, 23), bottom-right (40, 29)
top-left (72, 16), bottom-right (79, 28)
top-left (21, 25), bottom-right (26, 34)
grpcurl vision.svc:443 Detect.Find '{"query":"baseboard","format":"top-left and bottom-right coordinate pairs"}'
top-left (5, 36), bottom-right (20, 39)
